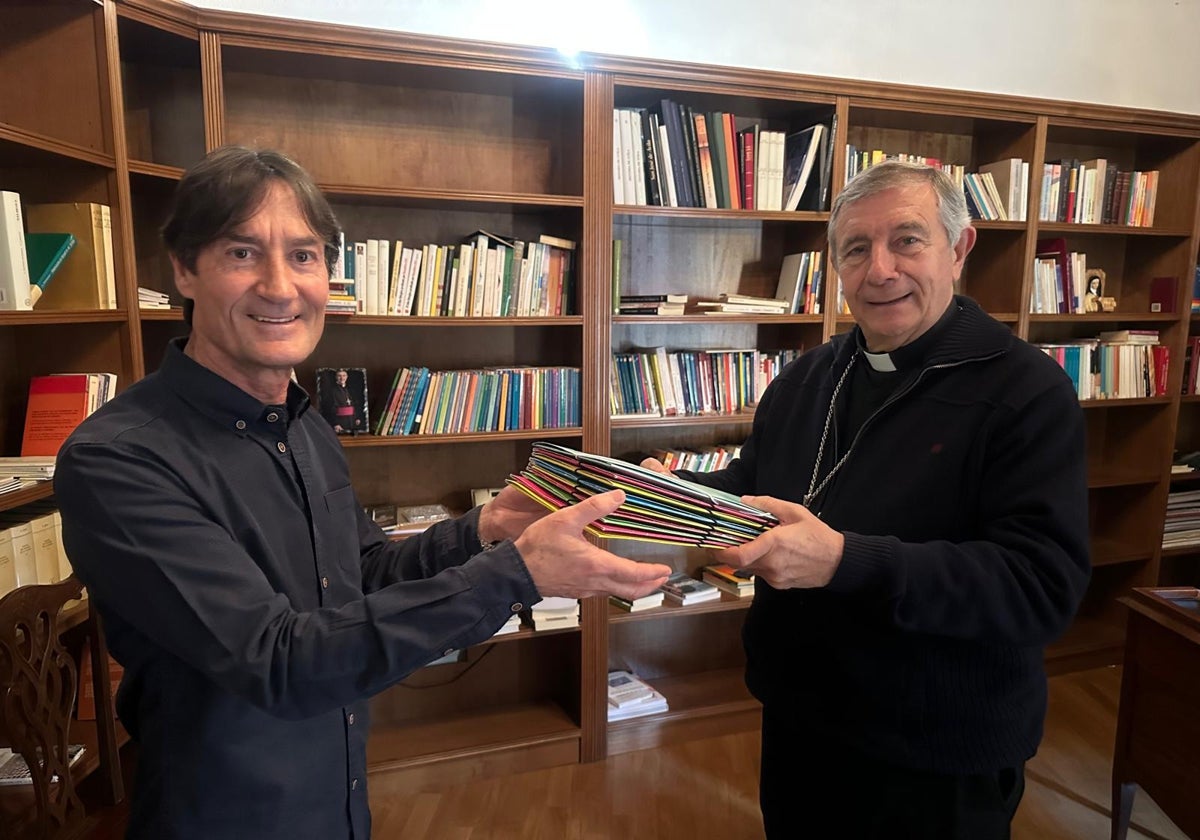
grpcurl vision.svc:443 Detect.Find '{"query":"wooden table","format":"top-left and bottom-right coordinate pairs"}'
top-left (1111, 587), bottom-right (1200, 840)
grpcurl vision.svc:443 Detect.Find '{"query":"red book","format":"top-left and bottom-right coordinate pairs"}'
top-left (738, 127), bottom-right (757, 210)
top-left (20, 373), bottom-right (91, 456)
top-left (1149, 276), bottom-right (1178, 313)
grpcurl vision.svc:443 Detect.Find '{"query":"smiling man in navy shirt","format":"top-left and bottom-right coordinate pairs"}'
top-left (55, 146), bottom-right (671, 840)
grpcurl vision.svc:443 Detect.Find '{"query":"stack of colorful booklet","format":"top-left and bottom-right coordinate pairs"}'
top-left (507, 442), bottom-right (777, 548)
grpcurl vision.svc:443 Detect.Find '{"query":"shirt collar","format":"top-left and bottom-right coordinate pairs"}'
top-left (855, 300), bottom-right (960, 374)
top-left (158, 337), bottom-right (312, 433)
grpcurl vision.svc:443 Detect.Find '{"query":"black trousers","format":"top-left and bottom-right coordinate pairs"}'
top-left (759, 704), bottom-right (1025, 840)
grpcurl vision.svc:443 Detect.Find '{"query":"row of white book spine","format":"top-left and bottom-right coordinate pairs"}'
top-left (0, 504), bottom-right (73, 599)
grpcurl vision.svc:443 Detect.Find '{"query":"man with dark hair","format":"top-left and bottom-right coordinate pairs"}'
top-left (646, 160), bottom-right (1090, 839)
top-left (55, 145), bottom-right (671, 840)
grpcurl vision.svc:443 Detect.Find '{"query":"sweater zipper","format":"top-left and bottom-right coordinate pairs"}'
top-left (812, 350), bottom-right (1005, 515)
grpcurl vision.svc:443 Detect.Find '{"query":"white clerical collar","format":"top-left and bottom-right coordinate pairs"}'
top-left (863, 349), bottom-right (897, 372)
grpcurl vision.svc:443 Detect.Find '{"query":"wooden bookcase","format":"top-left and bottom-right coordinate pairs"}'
top-left (3, 0), bottom-right (1200, 805)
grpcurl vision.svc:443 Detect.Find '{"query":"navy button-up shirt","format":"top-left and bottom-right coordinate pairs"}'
top-left (56, 339), bottom-right (539, 839)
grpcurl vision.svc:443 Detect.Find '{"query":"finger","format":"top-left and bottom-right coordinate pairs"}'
top-left (741, 494), bottom-right (807, 524)
top-left (639, 457), bottom-right (670, 475)
top-left (609, 559), bottom-right (672, 584)
top-left (554, 488), bottom-right (625, 530)
top-left (719, 536), bottom-right (769, 568)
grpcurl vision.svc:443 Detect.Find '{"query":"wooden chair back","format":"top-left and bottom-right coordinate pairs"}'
top-left (0, 577), bottom-right (86, 840)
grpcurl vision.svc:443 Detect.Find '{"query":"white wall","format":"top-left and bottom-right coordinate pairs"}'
top-left (192, 0), bottom-right (1200, 116)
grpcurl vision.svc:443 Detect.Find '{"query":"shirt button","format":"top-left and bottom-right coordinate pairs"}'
top-left (267, 411), bottom-right (279, 422)
top-left (510, 603), bottom-right (523, 613)
top-left (351, 778), bottom-right (358, 791)
top-left (443, 648), bottom-right (454, 657)
top-left (235, 420), bottom-right (247, 430)
top-left (277, 441), bottom-right (287, 453)
top-left (321, 577), bottom-right (329, 589)
top-left (348, 713), bottom-right (355, 725)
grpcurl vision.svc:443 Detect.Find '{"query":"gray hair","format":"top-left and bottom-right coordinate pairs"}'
top-left (828, 160), bottom-right (971, 267)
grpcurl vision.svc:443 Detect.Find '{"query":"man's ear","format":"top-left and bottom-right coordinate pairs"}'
top-left (170, 254), bottom-right (196, 303)
top-left (952, 226), bottom-right (977, 277)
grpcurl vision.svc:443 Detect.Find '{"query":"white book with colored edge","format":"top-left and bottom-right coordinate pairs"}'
top-left (0, 191), bottom-right (32, 311)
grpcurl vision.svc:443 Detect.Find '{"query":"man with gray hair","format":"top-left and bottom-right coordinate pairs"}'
top-left (649, 160), bottom-right (1090, 837)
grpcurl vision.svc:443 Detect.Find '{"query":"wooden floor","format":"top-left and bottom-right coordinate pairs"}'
top-left (81, 666), bottom-right (1188, 839)
top-left (370, 666), bottom-right (1188, 840)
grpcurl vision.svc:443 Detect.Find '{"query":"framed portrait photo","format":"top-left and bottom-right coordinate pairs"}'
top-left (317, 367), bottom-right (369, 435)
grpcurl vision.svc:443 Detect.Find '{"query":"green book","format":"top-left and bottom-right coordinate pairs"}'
top-left (24, 232), bottom-right (76, 304)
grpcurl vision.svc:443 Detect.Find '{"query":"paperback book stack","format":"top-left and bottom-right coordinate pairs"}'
top-left (660, 571), bottom-right (721, 606)
top-left (617, 293), bottom-right (687, 315)
top-left (492, 613), bottom-right (522, 636)
top-left (137, 286), bottom-right (171, 310)
top-left (507, 442), bottom-right (777, 548)
top-left (701, 563), bottom-right (755, 597)
top-left (530, 596), bottom-right (580, 631)
top-left (606, 670), bottom-right (668, 722)
top-left (0, 456), bottom-right (55, 495)
top-left (691, 293), bottom-right (790, 315)
top-left (609, 591), bottom-right (665, 613)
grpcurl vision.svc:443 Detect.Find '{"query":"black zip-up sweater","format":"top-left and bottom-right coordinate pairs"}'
top-left (677, 297), bottom-right (1090, 774)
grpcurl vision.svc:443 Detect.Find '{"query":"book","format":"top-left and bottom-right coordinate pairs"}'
top-left (508, 442), bottom-right (778, 548)
top-left (702, 563), bottom-right (755, 597)
top-left (1098, 329), bottom-right (1159, 344)
top-left (606, 671), bottom-right (668, 721)
top-left (0, 190), bottom-right (32, 311)
top-left (24, 232), bottom-right (76, 304)
top-left (978, 159), bottom-right (1026, 221)
top-left (1149, 276), bottom-right (1178, 314)
top-left (659, 571), bottom-right (721, 605)
top-left (775, 252), bottom-right (813, 314)
top-left (609, 591), bottom-right (665, 612)
top-left (782, 124), bottom-right (825, 212)
top-left (20, 374), bottom-right (93, 457)
top-left (24, 203), bottom-right (115, 310)
top-left (0, 745), bottom-right (85, 787)
top-left (607, 671), bottom-right (655, 707)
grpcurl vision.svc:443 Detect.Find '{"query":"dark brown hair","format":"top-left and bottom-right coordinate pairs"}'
top-left (161, 146), bottom-right (341, 324)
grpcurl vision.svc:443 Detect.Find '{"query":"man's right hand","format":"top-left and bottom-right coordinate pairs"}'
top-left (515, 489), bottom-right (671, 601)
top-left (639, 457), bottom-right (671, 475)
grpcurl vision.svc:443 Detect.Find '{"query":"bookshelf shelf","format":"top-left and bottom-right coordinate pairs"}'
top-left (320, 185), bottom-right (584, 210)
top-left (613, 205), bottom-right (829, 223)
top-left (136, 308), bottom-right (185, 321)
top-left (0, 483), bottom-right (53, 515)
top-left (1080, 397), bottom-right (1173, 409)
top-left (612, 313), bottom-right (822, 325)
top-left (366, 700), bottom-right (580, 775)
top-left (127, 160), bottom-right (185, 180)
top-left (324, 314), bottom-right (583, 328)
top-left (1028, 312), bottom-right (1180, 324)
top-left (1088, 470), bottom-right (1162, 489)
top-left (339, 428), bottom-right (583, 448)
top-left (610, 413), bottom-right (755, 430)
top-left (0, 126), bottom-right (117, 171)
top-left (607, 593), bottom-right (752, 624)
top-left (0, 312), bottom-right (129, 327)
top-left (1034, 223), bottom-right (1192, 237)
top-left (606, 667), bottom-right (760, 756)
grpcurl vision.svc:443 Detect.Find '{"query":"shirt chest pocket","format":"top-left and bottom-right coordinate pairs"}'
top-left (320, 484), bottom-right (363, 585)
top-left (324, 484), bottom-right (357, 516)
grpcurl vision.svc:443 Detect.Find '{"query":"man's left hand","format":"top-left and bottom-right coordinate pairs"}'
top-left (717, 496), bottom-right (844, 589)
top-left (478, 484), bottom-right (552, 544)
